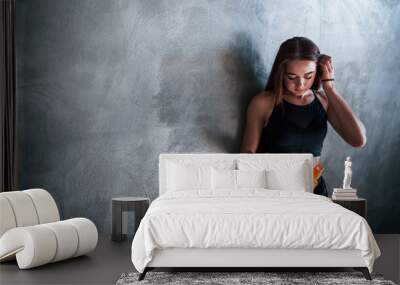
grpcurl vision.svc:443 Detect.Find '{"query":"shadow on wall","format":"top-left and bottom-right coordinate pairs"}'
top-left (363, 136), bottom-right (400, 233)
top-left (203, 32), bottom-right (267, 153)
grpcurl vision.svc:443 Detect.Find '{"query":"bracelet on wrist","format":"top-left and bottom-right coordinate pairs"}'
top-left (321, 78), bottom-right (335, 82)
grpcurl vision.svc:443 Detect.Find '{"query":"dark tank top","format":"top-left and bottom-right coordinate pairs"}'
top-left (257, 90), bottom-right (327, 156)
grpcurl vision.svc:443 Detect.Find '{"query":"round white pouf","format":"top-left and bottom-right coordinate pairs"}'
top-left (0, 218), bottom-right (98, 269)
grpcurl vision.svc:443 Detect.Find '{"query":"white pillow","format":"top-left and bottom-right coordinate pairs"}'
top-left (266, 166), bottom-right (307, 191)
top-left (236, 169), bottom-right (267, 188)
top-left (237, 159), bottom-right (309, 191)
top-left (212, 168), bottom-right (236, 190)
top-left (167, 162), bottom-right (212, 191)
top-left (211, 169), bottom-right (268, 190)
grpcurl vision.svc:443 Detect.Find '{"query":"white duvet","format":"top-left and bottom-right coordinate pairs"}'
top-left (131, 189), bottom-right (380, 273)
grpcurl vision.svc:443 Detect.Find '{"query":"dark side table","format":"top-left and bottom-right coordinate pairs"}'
top-left (332, 198), bottom-right (367, 219)
top-left (112, 197), bottom-right (150, 242)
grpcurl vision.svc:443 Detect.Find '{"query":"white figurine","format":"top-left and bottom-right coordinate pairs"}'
top-left (342, 156), bottom-right (352, 189)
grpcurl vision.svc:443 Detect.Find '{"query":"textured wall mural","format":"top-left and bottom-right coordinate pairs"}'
top-left (16, 0), bottom-right (400, 233)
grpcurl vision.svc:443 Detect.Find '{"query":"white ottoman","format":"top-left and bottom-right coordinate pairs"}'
top-left (0, 189), bottom-right (98, 269)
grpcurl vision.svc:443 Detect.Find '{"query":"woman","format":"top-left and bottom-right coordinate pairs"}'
top-left (240, 37), bottom-right (366, 196)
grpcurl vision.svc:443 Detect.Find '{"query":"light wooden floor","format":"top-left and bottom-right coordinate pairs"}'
top-left (0, 235), bottom-right (398, 285)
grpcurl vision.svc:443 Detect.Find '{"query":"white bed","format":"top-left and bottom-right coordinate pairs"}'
top-left (131, 153), bottom-right (380, 280)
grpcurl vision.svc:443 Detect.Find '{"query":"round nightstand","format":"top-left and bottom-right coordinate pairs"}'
top-left (111, 197), bottom-right (150, 242)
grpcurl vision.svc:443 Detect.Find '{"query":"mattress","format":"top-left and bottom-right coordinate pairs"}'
top-left (131, 189), bottom-right (380, 273)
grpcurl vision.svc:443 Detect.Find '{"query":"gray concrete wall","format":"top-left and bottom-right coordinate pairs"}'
top-left (16, 0), bottom-right (400, 234)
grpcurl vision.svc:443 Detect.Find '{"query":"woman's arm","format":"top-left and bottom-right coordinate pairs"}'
top-left (318, 56), bottom-right (367, 147)
top-left (240, 92), bottom-right (274, 153)
top-left (323, 88), bottom-right (366, 147)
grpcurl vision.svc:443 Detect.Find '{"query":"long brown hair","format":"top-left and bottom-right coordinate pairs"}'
top-left (265, 37), bottom-right (322, 106)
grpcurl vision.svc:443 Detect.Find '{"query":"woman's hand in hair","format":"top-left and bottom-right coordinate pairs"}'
top-left (318, 54), bottom-right (335, 91)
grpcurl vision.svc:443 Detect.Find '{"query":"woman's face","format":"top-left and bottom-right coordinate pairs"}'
top-left (283, 59), bottom-right (317, 97)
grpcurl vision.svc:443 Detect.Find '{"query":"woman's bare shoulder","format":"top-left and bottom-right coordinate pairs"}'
top-left (315, 89), bottom-right (328, 111)
top-left (248, 90), bottom-right (275, 113)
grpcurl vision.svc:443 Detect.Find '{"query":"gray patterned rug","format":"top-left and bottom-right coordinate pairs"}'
top-left (116, 271), bottom-right (396, 285)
